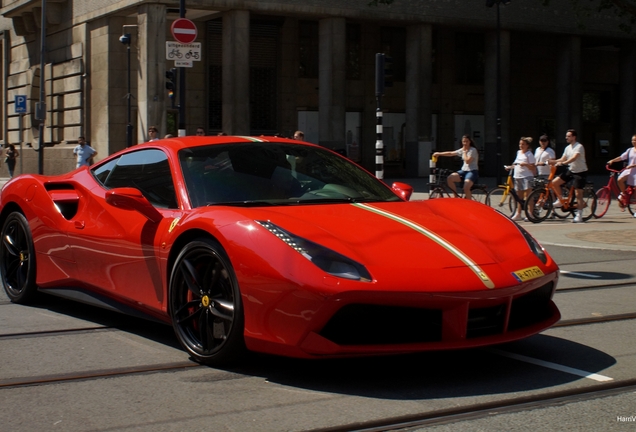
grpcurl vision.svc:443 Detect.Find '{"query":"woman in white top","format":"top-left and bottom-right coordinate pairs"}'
top-left (506, 137), bottom-right (536, 221)
top-left (607, 134), bottom-right (636, 209)
top-left (433, 135), bottom-right (479, 199)
top-left (534, 135), bottom-right (555, 178)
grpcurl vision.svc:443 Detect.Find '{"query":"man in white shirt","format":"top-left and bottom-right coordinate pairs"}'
top-left (549, 129), bottom-right (588, 223)
top-left (73, 136), bottom-right (97, 168)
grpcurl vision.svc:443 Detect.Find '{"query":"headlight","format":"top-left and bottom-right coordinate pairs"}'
top-left (516, 224), bottom-right (547, 264)
top-left (256, 220), bottom-right (372, 281)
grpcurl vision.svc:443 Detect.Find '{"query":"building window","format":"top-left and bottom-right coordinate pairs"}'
top-left (299, 21), bottom-right (319, 78)
top-left (455, 32), bottom-right (485, 85)
top-left (583, 91), bottom-right (611, 123)
top-left (380, 27), bottom-right (406, 82)
top-left (347, 24), bottom-right (361, 80)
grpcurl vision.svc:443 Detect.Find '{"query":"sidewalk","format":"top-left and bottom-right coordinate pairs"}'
top-left (386, 176), bottom-right (636, 252)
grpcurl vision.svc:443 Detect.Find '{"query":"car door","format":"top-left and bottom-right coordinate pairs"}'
top-left (67, 149), bottom-right (181, 312)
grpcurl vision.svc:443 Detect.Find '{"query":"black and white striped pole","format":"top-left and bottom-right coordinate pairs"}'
top-left (375, 53), bottom-right (385, 179)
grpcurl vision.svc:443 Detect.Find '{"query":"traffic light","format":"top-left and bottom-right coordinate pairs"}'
top-left (384, 55), bottom-right (393, 88)
top-left (166, 68), bottom-right (177, 100)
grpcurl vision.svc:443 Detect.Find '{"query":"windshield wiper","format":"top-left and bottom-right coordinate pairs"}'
top-left (207, 201), bottom-right (277, 207)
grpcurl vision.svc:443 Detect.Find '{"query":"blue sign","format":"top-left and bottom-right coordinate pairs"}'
top-left (14, 95), bottom-right (27, 114)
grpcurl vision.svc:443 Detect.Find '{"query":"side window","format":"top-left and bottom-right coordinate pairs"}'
top-left (94, 150), bottom-right (178, 209)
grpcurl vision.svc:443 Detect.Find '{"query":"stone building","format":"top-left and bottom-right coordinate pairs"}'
top-left (0, 0), bottom-right (634, 177)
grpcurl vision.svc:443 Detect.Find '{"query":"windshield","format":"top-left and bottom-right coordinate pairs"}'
top-left (179, 142), bottom-right (401, 207)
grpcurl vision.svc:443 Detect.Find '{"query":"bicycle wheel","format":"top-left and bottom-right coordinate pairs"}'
top-left (594, 186), bottom-right (611, 218)
top-left (525, 189), bottom-right (552, 223)
top-left (486, 186), bottom-right (514, 216)
top-left (470, 187), bottom-right (488, 204)
top-left (571, 188), bottom-right (597, 221)
top-left (626, 189), bottom-right (636, 216)
top-left (429, 187), bottom-right (446, 199)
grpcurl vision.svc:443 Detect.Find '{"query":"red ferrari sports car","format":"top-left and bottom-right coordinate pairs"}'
top-left (0, 136), bottom-right (560, 365)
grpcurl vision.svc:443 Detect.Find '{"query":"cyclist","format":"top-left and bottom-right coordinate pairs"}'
top-left (433, 134), bottom-right (479, 200)
top-left (506, 137), bottom-right (536, 221)
top-left (607, 134), bottom-right (636, 211)
top-left (548, 129), bottom-right (588, 223)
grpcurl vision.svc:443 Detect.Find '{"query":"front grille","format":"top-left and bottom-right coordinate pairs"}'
top-left (508, 282), bottom-right (554, 331)
top-left (319, 304), bottom-right (442, 346)
top-left (466, 304), bottom-right (506, 338)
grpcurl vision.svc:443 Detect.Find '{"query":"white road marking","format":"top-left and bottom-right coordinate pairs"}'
top-left (560, 270), bottom-right (602, 278)
top-left (487, 348), bottom-right (614, 382)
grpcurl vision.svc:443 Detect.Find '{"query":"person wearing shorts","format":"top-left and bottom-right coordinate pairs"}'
top-left (433, 134), bottom-right (479, 199)
top-left (549, 129), bottom-right (588, 223)
top-left (607, 134), bottom-right (636, 212)
top-left (506, 137), bottom-right (536, 221)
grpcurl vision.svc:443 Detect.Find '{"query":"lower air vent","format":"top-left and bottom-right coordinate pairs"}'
top-left (508, 282), bottom-right (554, 331)
top-left (320, 304), bottom-right (442, 345)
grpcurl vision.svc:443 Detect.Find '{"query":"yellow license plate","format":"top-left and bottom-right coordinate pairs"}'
top-left (513, 266), bottom-right (545, 282)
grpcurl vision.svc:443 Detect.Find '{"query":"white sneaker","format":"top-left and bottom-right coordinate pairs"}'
top-left (511, 214), bottom-right (522, 221)
top-left (573, 210), bottom-right (583, 223)
top-left (552, 199), bottom-right (563, 208)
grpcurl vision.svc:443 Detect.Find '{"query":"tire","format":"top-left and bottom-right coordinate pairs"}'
top-left (525, 189), bottom-right (552, 223)
top-left (594, 186), bottom-right (611, 218)
top-left (572, 188), bottom-right (597, 221)
top-left (429, 187), bottom-right (446, 199)
top-left (169, 238), bottom-right (245, 365)
top-left (627, 188), bottom-right (636, 216)
top-left (486, 186), bottom-right (515, 216)
top-left (470, 187), bottom-right (488, 204)
top-left (0, 212), bottom-right (38, 304)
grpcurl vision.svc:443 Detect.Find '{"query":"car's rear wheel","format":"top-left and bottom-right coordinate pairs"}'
top-left (169, 238), bottom-right (245, 365)
top-left (0, 212), bottom-right (38, 304)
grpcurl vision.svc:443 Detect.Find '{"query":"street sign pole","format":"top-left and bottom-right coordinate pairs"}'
top-left (14, 96), bottom-right (27, 176)
top-left (178, 0), bottom-right (186, 137)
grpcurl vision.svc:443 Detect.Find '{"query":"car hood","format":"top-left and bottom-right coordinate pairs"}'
top-left (215, 199), bottom-right (544, 290)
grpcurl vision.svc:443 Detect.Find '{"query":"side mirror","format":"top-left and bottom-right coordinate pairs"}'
top-left (105, 187), bottom-right (162, 223)
top-left (391, 182), bottom-right (414, 201)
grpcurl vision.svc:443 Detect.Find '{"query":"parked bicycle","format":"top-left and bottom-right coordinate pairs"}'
top-left (595, 165), bottom-right (636, 217)
top-left (524, 166), bottom-right (597, 223)
top-left (429, 167), bottom-right (488, 204)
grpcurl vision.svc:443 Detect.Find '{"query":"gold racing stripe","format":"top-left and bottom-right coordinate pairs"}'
top-left (353, 203), bottom-right (495, 289)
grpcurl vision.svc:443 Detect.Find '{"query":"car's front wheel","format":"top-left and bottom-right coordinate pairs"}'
top-left (169, 238), bottom-right (245, 365)
top-left (0, 212), bottom-right (38, 304)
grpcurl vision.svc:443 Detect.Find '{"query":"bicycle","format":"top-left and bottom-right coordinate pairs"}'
top-left (486, 164), bottom-right (527, 217)
top-left (524, 166), bottom-right (597, 223)
top-left (594, 165), bottom-right (636, 218)
top-left (428, 167), bottom-right (488, 204)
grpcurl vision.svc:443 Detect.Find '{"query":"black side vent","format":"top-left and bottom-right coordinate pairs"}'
top-left (508, 282), bottom-right (554, 331)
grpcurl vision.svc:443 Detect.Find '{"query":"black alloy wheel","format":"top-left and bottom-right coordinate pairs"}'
top-left (169, 238), bottom-right (245, 365)
top-left (0, 212), bottom-right (38, 304)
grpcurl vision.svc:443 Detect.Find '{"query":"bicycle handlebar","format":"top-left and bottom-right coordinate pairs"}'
top-left (605, 164), bottom-right (624, 174)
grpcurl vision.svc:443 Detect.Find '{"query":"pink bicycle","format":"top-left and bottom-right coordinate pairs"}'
top-left (595, 165), bottom-right (636, 218)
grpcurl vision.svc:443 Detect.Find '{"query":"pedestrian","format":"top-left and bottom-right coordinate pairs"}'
top-left (534, 134), bottom-right (555, 178)
top-left (195, 127), bottom-right (205, 136)
top-left (73, 136), bottom-right (97, 168)
top-left (506, 137), bottom-right (536, 221)
top-left (433, 134), bottom-right (479, 200)
top-left (606, 134), bottom-right (636, 212)
top-left (148, 126), bottom-right (160, 141)
top-left (293, 131), bottom-right (304, 141)
top-left (548, 129), bottom-right (588, 223)
top-left (4, 144), bottom-right (19, 178)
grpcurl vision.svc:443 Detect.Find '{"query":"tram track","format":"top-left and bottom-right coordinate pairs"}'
top-left (0, 326), bottom-right (112, 340)
top-left (310, 378), bottom-right (636, 432)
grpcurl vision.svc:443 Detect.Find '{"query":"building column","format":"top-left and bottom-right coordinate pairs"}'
top-left (484, 29), bottom-right (510, 177)
top-left (555, 35), bottom-right (581, 152)
top-left (405, 24), bottom-right (432, 177)
top-left (223, 10), bottom-right (250, 135)
top-left (619, 41), bottom-right (636, 149)
top-left (137, 4), bottom-right (166, 142)
top-left (319, 17), bottom-right (346, 151)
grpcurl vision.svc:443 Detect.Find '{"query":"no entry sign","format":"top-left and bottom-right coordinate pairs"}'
top-left (171, 18), bottom-right (198, 44)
